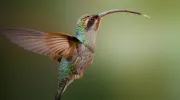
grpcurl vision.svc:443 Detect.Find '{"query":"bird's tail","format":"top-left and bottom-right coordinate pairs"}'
top-left (55, 78), bottom-right (74, 100)
top-left (55, 85), bottom-right (66, 100)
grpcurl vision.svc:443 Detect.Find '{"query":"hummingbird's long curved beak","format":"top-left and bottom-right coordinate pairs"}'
top-left (98, 9), bottom-right (150, 18)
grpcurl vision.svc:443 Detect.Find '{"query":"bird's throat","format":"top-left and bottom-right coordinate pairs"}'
top-left (76, 30), bottom-right (97, 52)
top-left (86, 29), bottom-right (97, 45)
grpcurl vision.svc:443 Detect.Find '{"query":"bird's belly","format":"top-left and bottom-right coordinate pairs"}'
top-left (75, 51), bottom-right (94, 76)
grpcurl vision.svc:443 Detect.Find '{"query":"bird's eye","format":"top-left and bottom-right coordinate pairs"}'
top-left (90, 17), bottom-right (95, 21)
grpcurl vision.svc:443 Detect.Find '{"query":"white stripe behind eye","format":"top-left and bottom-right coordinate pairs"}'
top-left (84, 18), bottom-right (89, 26)
top-left (93, 20), bottom-right (98, 27)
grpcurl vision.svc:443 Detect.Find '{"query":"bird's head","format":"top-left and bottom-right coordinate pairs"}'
top-left (75, 14), bottom-right (102, 45)
top-left (76, 9), bottom-right (149, 33)
top-left (76, 9), bottom-right (149, 46)
top-left (76, 14), bottom-right (101, 33)
top-left (83, 14), bottom-right (101, 31)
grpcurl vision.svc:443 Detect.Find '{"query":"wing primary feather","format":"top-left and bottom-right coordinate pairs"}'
top-left (2, 29), bottom-right (80, 62)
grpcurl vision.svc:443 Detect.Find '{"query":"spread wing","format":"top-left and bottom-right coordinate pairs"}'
top-left (2, 29), bottom-right (80, 62)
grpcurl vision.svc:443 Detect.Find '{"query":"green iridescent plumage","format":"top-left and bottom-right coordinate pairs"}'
top-left (76, 15), bottom-right (92, 47)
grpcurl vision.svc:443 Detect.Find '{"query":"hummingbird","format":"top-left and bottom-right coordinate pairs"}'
top-left (2, 9), bottom-right (149, 100)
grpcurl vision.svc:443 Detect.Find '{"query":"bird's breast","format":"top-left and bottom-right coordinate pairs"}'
top-left (75, 44), bottom-right (95, 76)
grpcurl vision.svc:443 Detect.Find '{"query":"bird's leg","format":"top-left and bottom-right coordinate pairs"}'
top-left (75, 73), bottom-right (84, 79)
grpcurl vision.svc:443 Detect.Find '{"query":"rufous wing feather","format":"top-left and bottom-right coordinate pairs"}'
top-left (2, 29), bottom-right (79, 61)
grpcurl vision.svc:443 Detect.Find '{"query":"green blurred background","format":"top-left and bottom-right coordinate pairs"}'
top-left (0, 0), bottom-right (180, 100)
